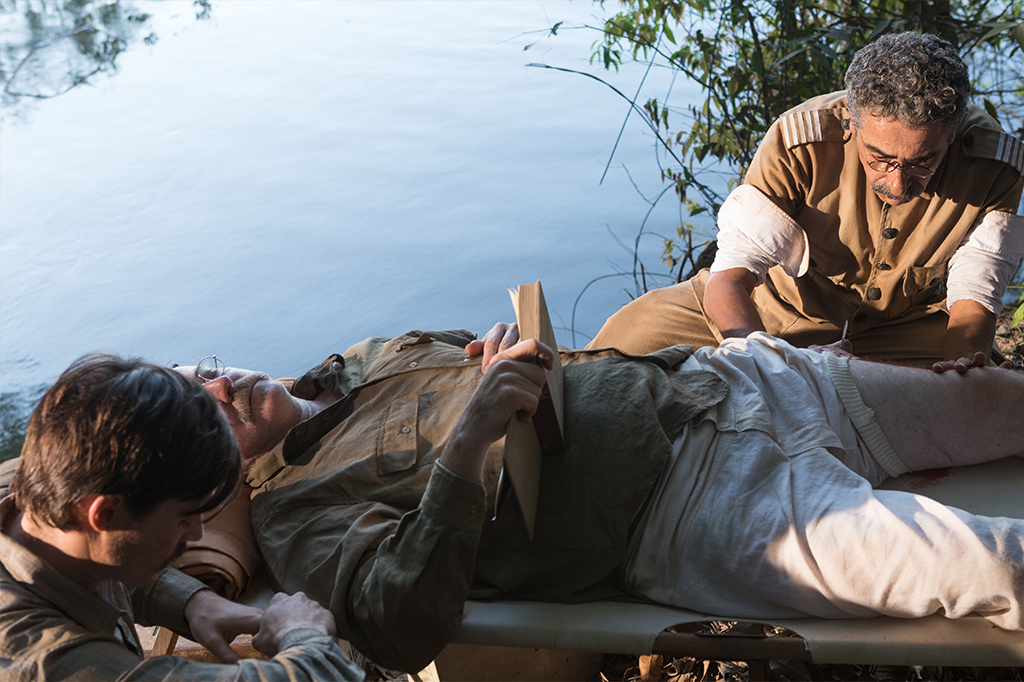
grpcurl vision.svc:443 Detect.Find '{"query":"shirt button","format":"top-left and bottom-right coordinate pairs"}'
top-left (469, 504), bottom-right (480, 515)
top-left (881, 228), bottom-right (899, 239)
top-left (875, 262), bottom-right (891, 271)
top-left (409, 361), bottom-right (418, 368)
top-left (866, 288), bottom-right (882, 301)
top-left (400, 426), bottom-right (411, 434)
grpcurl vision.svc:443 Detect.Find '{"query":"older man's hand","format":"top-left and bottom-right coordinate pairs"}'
top-left (932, 351), bottom-right (1013, 373)
top-left (807, 338), bottom-right (855, 358)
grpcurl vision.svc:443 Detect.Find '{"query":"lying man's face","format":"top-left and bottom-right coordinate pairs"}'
top-left (174, 363), bottom-right (305, 463)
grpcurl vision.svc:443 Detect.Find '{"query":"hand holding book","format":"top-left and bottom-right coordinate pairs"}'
top-left (503, 281), bottom-right (566, 539)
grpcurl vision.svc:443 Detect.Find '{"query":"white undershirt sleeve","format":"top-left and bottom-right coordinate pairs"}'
top-left (946, 211), bottom-right (1024, 315)
top-left (711, 185), bottom-right (810, 285)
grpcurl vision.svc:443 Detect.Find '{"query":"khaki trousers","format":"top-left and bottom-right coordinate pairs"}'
top-left (589, 270), bottom-right (950, 365)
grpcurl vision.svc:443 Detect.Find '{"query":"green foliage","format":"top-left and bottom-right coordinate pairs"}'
top-left (593, 0), bottom-right (1024, 280)
top-left (1013, 290), bottom-right (1024, 329)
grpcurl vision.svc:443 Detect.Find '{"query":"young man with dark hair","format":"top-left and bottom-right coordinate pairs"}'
top-left (0, 353), bottom-right (362, 681)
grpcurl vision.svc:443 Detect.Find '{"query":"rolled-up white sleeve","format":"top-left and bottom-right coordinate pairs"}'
top-left (711, 185), bottom-right (810, 285)
top-left (946, 211), bottom-right (1024, 314)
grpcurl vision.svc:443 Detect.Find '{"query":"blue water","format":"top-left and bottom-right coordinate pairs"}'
top-left (0, 1), bottom-right (711, 457)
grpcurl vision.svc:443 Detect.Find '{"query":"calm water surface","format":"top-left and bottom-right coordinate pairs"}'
top-left (0, 1), bottom-right (709, 458)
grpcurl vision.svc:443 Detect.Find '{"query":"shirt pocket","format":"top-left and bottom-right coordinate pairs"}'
top-left (376, 392), bottom-right (422, 475)
top-left (902, 264), bottom-right (947, 306)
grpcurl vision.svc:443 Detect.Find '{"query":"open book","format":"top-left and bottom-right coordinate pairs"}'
top-left (503, 280), bottom-right (565, 539)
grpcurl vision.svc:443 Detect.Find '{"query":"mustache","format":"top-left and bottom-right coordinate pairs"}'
top-left (871, 179), bottom-right (924, 203)
top-left (231, 372), bottom-right (271, 425)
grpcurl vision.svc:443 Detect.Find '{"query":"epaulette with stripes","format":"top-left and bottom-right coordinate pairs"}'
top-left (778, 108), bottom-right (848, 149)
top-left (961, 126), bottom-right (1024, 175)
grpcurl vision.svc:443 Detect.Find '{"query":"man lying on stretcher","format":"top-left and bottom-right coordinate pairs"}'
top-left (172, 324), bottom-right (1024, 673)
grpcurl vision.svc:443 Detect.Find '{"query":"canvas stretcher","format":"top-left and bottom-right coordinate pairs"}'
top-left (152, 457), bottom-right (1024, 670)
top-left (451, 457), bottom-right (1024, 667)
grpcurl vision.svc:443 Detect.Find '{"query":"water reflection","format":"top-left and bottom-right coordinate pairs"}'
top-left (0, 2), bottom-right (695, 463)
top-left (0, 385), bottom-right (45, 462)
top-left (1, 0), bottom-right (210, 118)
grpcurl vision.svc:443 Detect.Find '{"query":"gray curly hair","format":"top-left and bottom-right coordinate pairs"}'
top-left (845, 32), bottom-right (970, 138)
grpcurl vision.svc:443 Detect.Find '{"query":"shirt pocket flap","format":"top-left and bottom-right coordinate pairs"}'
top-left (902, 264), bottom-right (946, 298)
top-left (377, 393), bottom-right (421, 475)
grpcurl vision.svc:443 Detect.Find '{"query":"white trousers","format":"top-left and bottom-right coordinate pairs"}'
top-left (625, 334), bottom-right (1024, 629)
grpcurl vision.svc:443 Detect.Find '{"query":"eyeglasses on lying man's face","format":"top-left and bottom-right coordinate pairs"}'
top-left (195, 356), bottom-right (226, 383)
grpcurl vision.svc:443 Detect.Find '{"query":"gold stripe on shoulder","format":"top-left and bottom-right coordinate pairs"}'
top-left (779, 109), bottom-right (845, 149)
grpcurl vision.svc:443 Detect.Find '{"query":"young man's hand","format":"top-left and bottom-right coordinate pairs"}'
top-left (252, 592), bottom-right (337, 657)
top-left (184, 588), bottom-right (264, 663)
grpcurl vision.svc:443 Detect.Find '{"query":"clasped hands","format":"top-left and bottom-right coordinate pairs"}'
top-left (183, 588), bottom-right (336, 663)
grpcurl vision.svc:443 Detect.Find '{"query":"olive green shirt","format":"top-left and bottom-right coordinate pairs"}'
top-left (248, 330), bottom-right (728, 672)
top-left (0, 472), bottom-right (362, 681)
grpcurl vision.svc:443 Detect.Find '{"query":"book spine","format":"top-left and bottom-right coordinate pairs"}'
top-left (533, 386), bottom-right (565, 455)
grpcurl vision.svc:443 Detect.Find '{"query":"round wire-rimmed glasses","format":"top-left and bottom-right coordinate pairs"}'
top-left (196, 356), bottom-right (226, 383)
top-left (866, 158), bottom-right (936, 182)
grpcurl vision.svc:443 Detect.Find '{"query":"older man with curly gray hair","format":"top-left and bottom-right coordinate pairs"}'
top-left (591, 31), bottom-right (1024, 375)
top-left (845, 32), bottom-right (971, 136)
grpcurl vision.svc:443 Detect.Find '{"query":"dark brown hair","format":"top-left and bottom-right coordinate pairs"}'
top-left (12, 353), bottom-right (240, 529)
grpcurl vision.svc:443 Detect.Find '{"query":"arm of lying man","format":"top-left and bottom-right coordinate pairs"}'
top-left (249, 335), bottom-right (553, 672)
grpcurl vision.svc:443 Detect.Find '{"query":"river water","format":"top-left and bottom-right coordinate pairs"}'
top-left (0, 1), bottom-right (711, 459)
